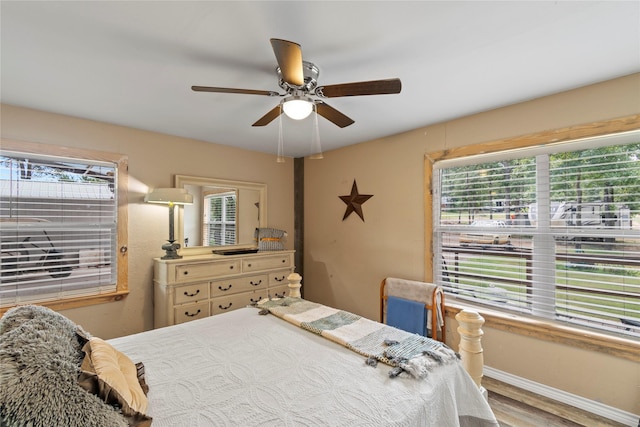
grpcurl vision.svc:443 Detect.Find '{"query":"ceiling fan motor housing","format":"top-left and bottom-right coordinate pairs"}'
top-left (277, 61), bottom-right (319, 93)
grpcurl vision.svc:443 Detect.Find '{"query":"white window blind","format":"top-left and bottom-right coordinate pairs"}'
top-left (203, 192), bottom-right (237, 246)
top-left (0, 152), bottom-right (117, 306)
top-left (433, 130), bottom-right (640, 338)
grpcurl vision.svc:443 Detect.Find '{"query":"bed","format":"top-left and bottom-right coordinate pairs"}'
top-left (0, 285), bottom-right (498, 427)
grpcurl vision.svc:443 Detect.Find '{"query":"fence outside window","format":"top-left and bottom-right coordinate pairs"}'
top-left (433, 130), bottom-right (640, 338)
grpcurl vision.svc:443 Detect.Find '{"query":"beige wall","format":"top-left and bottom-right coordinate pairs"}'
top-left (0, 104), bottom-right (295, 339)
top-left (303, 73), bottom-right (640, 415)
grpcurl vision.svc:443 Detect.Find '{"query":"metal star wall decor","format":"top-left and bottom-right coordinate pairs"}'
top-left (339, 180), bottom-right (373, 221)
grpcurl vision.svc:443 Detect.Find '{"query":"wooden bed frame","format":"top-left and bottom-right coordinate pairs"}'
top-left (455, 308), bottom-right (487, 395)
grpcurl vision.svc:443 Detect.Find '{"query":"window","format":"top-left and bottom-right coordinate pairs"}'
top-left (432, 129), bottom-right (640, 339)
top-left (203, 192), bottom-right (236, 246)
top-left (0, 140), bottom-right (128, 312)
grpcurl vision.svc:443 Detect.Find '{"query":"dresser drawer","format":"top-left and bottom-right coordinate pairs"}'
top-left (210, 274), bottom-right (268, 297)
top-left (174, 282), bottom-right (209, 304)
top-left (268, 270), bottom-right (290, 286)
top-left (210, 291), bottom-right (267, 315)
top-left (242, 254), bottom-right (292, 272)
top-left (269, 284), bottom-right (290, 299)
top-left (175, 260), bottom-right (240, 282)
top-left (174, 301), bottom-right (209, 324)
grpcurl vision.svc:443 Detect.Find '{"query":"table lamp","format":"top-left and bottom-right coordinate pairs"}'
top-left (145, 188), bottom-right (193, 259)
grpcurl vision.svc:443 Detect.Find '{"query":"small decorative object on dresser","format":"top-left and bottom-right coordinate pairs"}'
top-left (153, 250), bottom-right (295, 327)
top-left (254, 227), bottom-right (287, 251)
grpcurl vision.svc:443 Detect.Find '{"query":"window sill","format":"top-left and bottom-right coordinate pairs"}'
top-left (445, 301), bottom-right (640, 363)
top-left (0, 291), bottom-right (129, 316)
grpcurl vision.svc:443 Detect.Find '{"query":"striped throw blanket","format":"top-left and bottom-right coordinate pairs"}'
top-left (257, 298), bottom-right (459, 379)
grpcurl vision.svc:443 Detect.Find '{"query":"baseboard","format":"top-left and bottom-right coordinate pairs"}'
top-left (484, 366), bottom-right (639, 426)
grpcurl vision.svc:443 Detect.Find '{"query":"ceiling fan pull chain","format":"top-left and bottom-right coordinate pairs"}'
top-left (310, 106), bottom-right (323, 160)
top-left (277, 107), bottom-right (285, 163)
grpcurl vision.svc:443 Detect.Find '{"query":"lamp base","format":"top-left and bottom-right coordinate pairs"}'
top-left (161, 241), bottom-right (182, 259)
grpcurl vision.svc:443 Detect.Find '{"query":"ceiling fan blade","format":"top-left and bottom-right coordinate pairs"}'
top-left (252, 105), bottom-right (282, 127)
top-left (192, 86), bottom-right (280, 96)
top-left (270, 38), bottom-right (304, 87)
top-left (316, 78), bottom-right (402, 98)
top-left (315, 101), bottom-right (355, 128)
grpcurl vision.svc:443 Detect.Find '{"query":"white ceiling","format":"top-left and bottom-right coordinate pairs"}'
top-left (2, 1), bottom-right (639, 158)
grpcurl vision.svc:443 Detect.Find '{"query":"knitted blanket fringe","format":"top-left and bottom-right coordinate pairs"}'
top-left (257, 297), bottom-right (459, 379)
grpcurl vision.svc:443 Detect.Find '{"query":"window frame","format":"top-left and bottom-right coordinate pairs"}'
top-left (0, 139), bottom-right (128, 314)
top-left (425, 114), bottom-right (640, 360)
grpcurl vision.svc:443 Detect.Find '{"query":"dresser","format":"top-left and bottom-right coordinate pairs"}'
top-left (153, 250), bottom-right (295, 327)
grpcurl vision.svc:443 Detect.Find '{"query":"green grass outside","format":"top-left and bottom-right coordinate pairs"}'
top-left (449, 255), bottom-right (640, 323)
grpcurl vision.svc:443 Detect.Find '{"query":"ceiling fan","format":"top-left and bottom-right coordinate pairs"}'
top-left (191, 38), bottom-right (402, 128)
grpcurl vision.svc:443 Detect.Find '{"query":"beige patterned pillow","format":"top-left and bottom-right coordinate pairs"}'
top-left (79, 337), bottom-right (151, 426)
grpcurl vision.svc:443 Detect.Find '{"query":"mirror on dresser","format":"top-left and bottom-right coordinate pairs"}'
top-left (174, 175), bottom-right (267, 256)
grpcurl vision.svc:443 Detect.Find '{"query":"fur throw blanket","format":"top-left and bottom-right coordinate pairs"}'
top-left (0, 305), bottom-right (128, 427)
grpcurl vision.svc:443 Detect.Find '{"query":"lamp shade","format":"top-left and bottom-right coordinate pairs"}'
top-left (282, 97), bottom-right (313, 120)
top-left (145, 188), bottom-right (193, 205)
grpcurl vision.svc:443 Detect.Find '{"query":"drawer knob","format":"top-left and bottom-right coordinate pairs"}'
top-left (250, 279), bottom-right (262, 287)
top-left (218, 303), bottom-right (232, 310)
top-left (282, 259), bottom-right (286, 263)
top-left (218, 284), bottom-right (232, 291)
top-left (183, 289), bottom-right (200, 297)
top-left (247, 263), bottom-right (252, 267)
top-left (185, 309), bottom-right (201, 317)
top-left (183, 271), bottom-right (189, 275)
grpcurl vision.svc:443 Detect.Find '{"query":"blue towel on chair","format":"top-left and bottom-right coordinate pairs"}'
top-left (386, 296), bottom-right (427, 335)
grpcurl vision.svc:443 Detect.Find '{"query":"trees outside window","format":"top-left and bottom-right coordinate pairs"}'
top-left (433, 130), bottom-right (640, 338)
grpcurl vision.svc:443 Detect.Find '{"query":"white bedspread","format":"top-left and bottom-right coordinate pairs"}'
top-left (109, 307), bottom-right (498, 427)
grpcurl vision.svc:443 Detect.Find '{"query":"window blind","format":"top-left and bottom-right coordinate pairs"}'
top-left (0, 152), bottom-right (117, 306)
top-left (203, 192), bottom-right (237, 246)
top-left (433, 130), bottom-right (640, 338)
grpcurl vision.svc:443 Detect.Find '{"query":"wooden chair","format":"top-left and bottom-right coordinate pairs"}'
top-left (380, 277), bottom-right (446, 342)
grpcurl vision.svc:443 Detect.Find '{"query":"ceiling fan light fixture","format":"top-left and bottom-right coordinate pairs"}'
top-left (282, 96), bottom-right (313, 120)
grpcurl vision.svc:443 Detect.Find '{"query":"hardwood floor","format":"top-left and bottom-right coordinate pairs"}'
top-left (485, 377), bottom-right (631, 427)
top-left (489, 391), bottom-right (586, 427)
